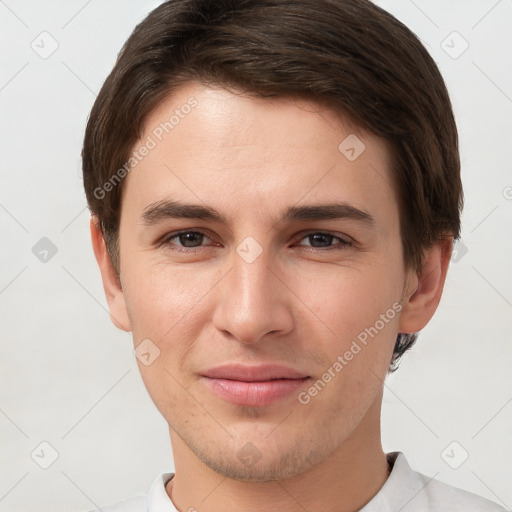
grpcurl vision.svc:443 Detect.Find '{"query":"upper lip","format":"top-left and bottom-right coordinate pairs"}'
top-left (201, 364), bottom-right (309, 382)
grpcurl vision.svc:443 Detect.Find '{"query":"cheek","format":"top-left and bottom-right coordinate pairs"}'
top-left (299, 278), bottom-right (400, 418)
top-left (297, 262), bottom-right (402, 338)
top-left (291, 261), bottom-right (403, 397)
top-left (123, 262), bottom-right (211, 411)
top-left (121, 258), bottom-right (211, 339)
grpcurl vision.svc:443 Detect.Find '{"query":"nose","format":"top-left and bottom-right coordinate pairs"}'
top-left (212, 243), bottom-right (294, 345)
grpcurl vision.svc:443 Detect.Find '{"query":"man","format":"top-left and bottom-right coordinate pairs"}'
top-left (82, 0), bottom-right (506, 510)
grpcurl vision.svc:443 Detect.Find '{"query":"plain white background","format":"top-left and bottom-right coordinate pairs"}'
top-left (0, 1), bottom-right (511, 511)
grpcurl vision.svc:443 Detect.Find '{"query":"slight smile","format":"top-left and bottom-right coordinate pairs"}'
top-left (200, 364), bottom-right (311, 407)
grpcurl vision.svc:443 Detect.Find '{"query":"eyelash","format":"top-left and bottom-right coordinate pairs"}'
top-left (159, 230), bottom-right (353, 253)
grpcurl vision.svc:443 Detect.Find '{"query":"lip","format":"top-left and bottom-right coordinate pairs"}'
top-left (202, 363), bottom-right (308, 381)
top-left (200, 364), bottom-right (310, 407)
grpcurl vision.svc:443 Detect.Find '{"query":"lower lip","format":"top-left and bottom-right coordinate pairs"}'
top-left (201, 377), bottom-right (310, 406)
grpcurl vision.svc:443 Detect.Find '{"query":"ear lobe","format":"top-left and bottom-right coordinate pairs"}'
top-left (398, 237), bottom-right (453, 334)
top-left (90, 216), bottom-right (132, 332)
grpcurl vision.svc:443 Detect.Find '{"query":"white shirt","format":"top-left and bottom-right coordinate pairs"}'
top-left (85, 452), bottom-right (507, 511)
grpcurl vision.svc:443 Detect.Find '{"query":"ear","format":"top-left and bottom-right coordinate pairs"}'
top-left (90, 216), bottom-right (131, 332)
top-left (398, 236), bottom-right (453, 334)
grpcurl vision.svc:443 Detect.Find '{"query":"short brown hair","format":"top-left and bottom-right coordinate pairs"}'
top-left (82, 0), bottom-right (463, 371)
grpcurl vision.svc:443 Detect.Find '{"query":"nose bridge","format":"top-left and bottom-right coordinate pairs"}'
top-left (213, 237), bottom-right (293, 343)
top-left (234, 244), bottom-right (272, 309)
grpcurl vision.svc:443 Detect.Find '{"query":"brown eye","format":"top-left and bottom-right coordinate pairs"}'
top-left (175, 232), bottom-right (205, 247)
top-left (161, 231), bottom-right (212, 251)
top-left (297, 232), bottom-right (351, 249)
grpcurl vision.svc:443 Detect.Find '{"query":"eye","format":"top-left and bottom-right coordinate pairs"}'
top-left (159, 230), bottom-right (353, 253)
top-left (296, 232), bottom-right (352, 250)
top-left (160, 230), bottom-right (213, 252)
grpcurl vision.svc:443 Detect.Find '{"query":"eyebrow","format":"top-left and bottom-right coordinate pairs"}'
top-left (139, 199), bottom-right (375, 227)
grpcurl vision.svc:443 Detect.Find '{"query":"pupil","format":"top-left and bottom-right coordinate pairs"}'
top-left (310, 234), bottom-right (332, 247)
top-left (180, 233), bottom-right (202, 247)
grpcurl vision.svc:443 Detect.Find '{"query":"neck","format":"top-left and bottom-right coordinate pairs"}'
top-left (166, 399), bottom-right (389, 512)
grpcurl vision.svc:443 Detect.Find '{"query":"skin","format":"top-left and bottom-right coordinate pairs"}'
top-left (91, 81), bottom-right (452, 512)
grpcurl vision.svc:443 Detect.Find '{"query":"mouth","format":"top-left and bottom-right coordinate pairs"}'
top-left (199, 364), bottom-right (311, 407)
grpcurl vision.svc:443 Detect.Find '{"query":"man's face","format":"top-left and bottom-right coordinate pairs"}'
top-left (114, 82), bottom-right (414, 480)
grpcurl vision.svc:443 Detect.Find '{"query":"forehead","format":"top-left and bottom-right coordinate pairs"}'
top-left (121, 81), bottom-right (398, 231)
